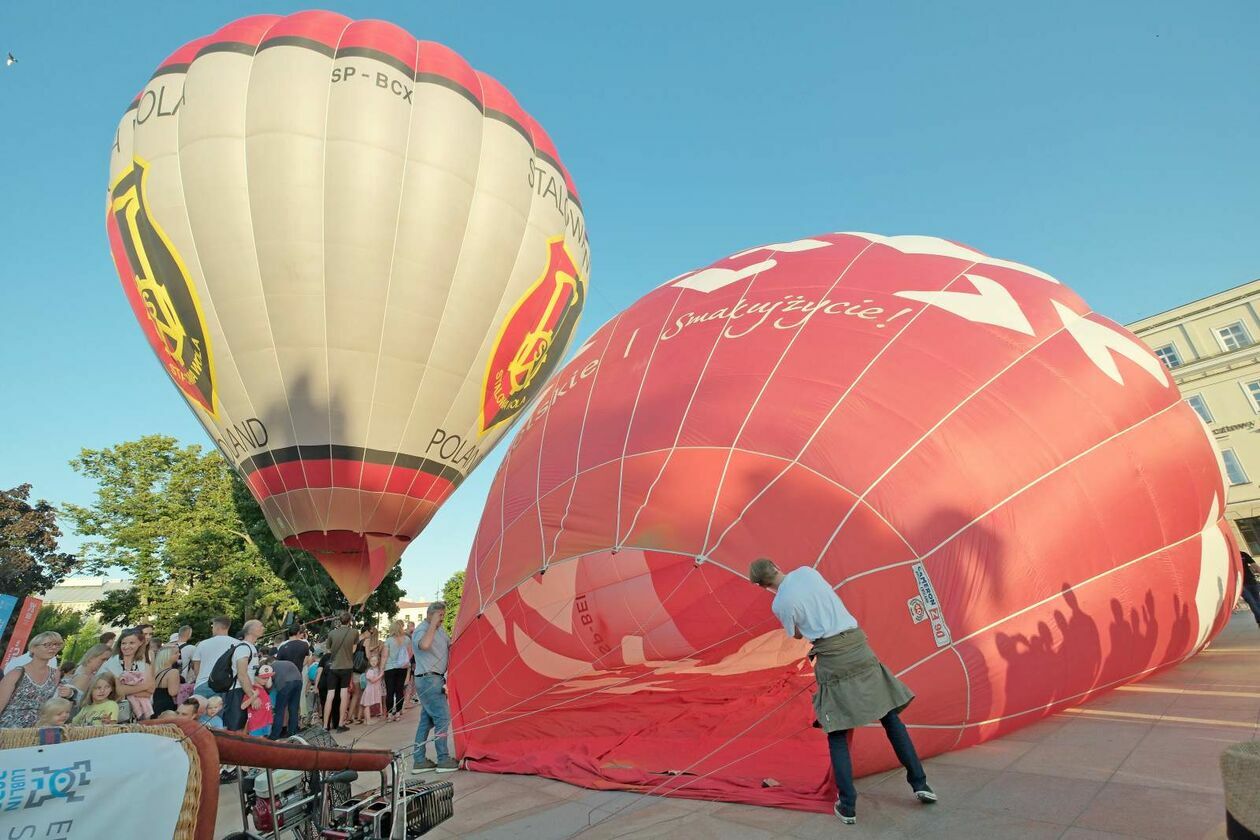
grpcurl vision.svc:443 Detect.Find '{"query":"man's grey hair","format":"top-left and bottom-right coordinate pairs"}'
top-left (242, 619), bottom-right (264, 638)
top-left (748, 558), bottom-right (779, 587)
top-left (426, 601), bottom-right (446, 618)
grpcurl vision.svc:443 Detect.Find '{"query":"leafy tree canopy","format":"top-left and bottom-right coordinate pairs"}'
top-left (441, 570), bottom-right (464, 635)
top-left (64, 435), bottom-right (403, 641)
top-left (0, 483), bottom-right (77, 640)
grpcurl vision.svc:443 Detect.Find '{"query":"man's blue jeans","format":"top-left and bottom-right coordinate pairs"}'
top-left (270, 681), bottom-right (302, 739)
top-left (1242, 584), bottom-right (1260, 623)
top-left (827, 710), bottom-right (927, 810)
top-left (413, 674), bottom-right (451, 762)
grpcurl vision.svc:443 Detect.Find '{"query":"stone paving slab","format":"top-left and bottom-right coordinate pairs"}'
top-left (216, 612), bottom-right (1259, 838)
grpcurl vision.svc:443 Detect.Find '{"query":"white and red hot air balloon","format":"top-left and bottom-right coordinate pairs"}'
top-left (106, 11), bottom-right (589, 603)
top-left (449, 233), bottom-right (1235, 812)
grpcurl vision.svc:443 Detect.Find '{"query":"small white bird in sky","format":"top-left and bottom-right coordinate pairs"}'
top-left (5, 53), bottom-right (15, 67)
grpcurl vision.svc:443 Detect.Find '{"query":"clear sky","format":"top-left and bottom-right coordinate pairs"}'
top-left (1, 1), bottom-right (1256, 604)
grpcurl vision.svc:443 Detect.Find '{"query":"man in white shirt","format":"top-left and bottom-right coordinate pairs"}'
top-left (222, 620), bottom-right (263, 733)
top-left (750, 559), bottom-right (935, 826)
top-left (190, 616), bottom-right (238, 699)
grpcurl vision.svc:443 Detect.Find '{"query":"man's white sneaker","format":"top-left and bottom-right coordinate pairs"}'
top-left (914, 785), bottom-right (939, 803)
top-left (834, 800), bottom-right (856, 824)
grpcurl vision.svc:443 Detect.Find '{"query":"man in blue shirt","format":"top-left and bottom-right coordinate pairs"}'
top-left (751, 558), bottom-right (936, 825)
top-left (411, 602), bottom-right (457, 773)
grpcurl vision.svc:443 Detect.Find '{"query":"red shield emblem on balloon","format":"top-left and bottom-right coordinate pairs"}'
top-left (480, 237), bottom-right (585, 433)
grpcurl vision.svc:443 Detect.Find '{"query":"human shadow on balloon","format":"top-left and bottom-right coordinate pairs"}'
top-left (990, 583), bottom-right (1103, 726)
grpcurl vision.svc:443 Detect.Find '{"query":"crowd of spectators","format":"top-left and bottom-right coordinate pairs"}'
top-left (0, 609), bottom-right (440, 745)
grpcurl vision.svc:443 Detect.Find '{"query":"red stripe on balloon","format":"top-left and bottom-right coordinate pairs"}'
top-left (244, 459), bottom-right (455, 504)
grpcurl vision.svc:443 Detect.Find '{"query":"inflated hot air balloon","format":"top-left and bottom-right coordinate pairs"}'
top-left (105, 11), bottom-right (589, 603)
top-left (449, 233), bottom-right (1235, 811)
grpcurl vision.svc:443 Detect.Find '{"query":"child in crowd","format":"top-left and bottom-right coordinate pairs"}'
top-left (361, 651), bottom-right (383, 723)
top-left (118, 669), bottom-right (153, 720)
top-left (155, 710), bottom-right (179, 720)
top-left (202, 695), bottom-right (224, 729)
top-left (72, 673), bottom-right (120, 726)
top-left (247, 666), bottom-right (275, 737)
top-left (37, 697), bottom-right (73, 727)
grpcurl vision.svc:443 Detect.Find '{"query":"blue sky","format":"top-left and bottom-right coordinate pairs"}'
top-left (1, 1), bottom-right (1256, 604)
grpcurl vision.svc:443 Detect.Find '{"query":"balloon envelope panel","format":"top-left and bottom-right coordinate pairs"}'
top-left (105, 11), bottom-right (590, 603)
top-left (450, 232), bottom-right (1235, 812)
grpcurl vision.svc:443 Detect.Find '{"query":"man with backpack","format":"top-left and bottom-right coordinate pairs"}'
top-left (190, 617), bottom-right (238, 699)
top-left (324, 613), bottom-right (358, 734)
top-left (213, 619), bottom-right (264, 733)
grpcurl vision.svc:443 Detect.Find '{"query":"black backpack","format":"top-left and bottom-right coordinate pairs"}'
top-left (208, 642), bottom-right (249, 693)
top-left (352, 643), bottom-right (368, 674)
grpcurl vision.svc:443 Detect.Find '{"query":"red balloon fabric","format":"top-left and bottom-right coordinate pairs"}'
top-left (449, 233), bottom-right (1236, 812)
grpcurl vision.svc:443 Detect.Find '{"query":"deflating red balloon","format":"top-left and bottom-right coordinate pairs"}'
top-left (448, 233), bottom-right (1235, 812)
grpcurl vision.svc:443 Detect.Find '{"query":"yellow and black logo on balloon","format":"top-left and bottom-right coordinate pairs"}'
top-left (480, 236), bottom-right (585, 433)
top-left (107, 158), bottom-right (217, 417)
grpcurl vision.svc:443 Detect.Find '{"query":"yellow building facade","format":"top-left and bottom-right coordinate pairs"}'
top-left (1127, 279), bottom-right (1260, 552)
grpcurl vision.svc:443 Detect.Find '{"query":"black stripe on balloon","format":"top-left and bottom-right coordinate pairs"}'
top-left (486, 108), bottom-right (533, 147)
top-left (194, 41), bottom-right (260, 60)
top-left (149, 63), bottom-right (191, 80)
top-left (257, 35), bottom-right (337, 57)
top-left (335, 45), bottom-right (416, 83)
top-left (238, 445), bottom-right (466, 481)
top-left (536, 150), bottom-right (583, 212)
top-left (414, 71), bottom-right (482, 110)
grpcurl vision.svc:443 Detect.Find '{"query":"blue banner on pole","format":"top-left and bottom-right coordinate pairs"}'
top-left (0, 594), bottom-right (17, 636)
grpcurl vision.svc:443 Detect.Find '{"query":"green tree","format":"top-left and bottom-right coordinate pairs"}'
top-left (31, 604), bottom-right (85, 640)
top-left (0, 484), bottom-right (77, 641)
top-left (65, 435), bottom-right (300, 636)
top-left (441, 570), bottom-right (464, 634)
top-left (60, 618), bottom-right (104, 669)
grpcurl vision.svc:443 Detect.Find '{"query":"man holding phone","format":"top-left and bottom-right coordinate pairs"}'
top-left (411, 601), bottom-right (457, 773)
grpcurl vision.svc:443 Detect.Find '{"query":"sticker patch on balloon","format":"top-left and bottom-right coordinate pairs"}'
top-left (107, 157), bottom-right (217, 417)
top-left (911, 563), bottom-right (952, 648)
top-left (480, 237), bottom-right (586, 434)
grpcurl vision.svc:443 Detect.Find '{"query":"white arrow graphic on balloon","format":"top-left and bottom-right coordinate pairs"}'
top-left (1051, 300), bottom-right (1169, 387)
top-left (668, 239), bottom-right (831, 293)
top-left (893, 273), bottom-right (1035, 336)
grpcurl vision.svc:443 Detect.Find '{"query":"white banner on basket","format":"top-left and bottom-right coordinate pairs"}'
top-left (0, 731), bottom-right (189, 839)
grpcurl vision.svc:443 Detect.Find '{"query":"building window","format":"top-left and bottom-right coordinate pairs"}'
top-left (1222, 448), bottom-right (1249, 485)
top-left (1185, 394), bottom-right (1213, 424)
top-left (1215, 321), bottom-right (1253, 352)
top-left (1154, 344), bottom-right (1183, 369)
top-left (1244, 380), bottom-right (1260, 413)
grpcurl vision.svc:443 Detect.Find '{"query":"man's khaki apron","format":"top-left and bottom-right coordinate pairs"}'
top-left (810, 628), bottom-right (914, 733)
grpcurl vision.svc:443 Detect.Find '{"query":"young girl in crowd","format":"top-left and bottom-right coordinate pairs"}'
top-left (72, 673), bottom-right (120, 726)
top-left (247, 666), bottom-right (275, 737)
top-left (203, 695), bottom-right (224, 729)
top-left (361, 651), bottom-right (383, 723)
top-left (37, 697), bottom-right (73, 727)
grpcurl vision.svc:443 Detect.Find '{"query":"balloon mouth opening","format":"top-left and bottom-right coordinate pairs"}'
top-left (284, 530), bottom-right (407, 605)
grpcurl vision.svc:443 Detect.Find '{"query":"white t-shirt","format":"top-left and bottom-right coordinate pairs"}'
top-left (232, 641), bottom-right (258, 683)
top-left (190, 635), bottom-right (240, 688)
top-left (100, 656), bottom-right (151, 722)
top-left (3, 653), bottom-right (57, 674)
top-left (179, 643), bottom-right (197, 678)
top-left (771, 566), bottom-right (859, 642)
